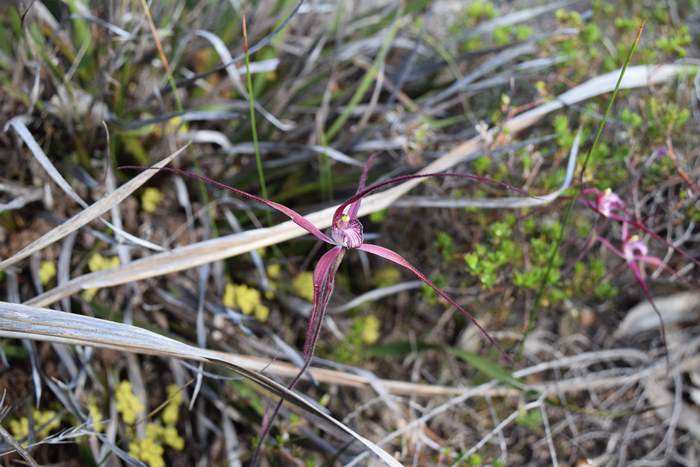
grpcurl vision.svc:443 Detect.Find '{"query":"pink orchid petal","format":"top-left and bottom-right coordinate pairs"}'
top-left (358, 243), bottom-right (503, 353)
top-left (121, 165), bottom-right (334, 244)
top-left (333, 172), bottom-right (527, 228)
top-left (626, 218), bottom-right (700, 269)
top-left (596, 235), bottom-right (624, 258)
top-left (624, 237), bottom-right (648, 261)
top-left (635, 255), bottom-right (674, 273)
top-left (348, 154), bottom-right (378, 221)
top-left (257, 246), bottom-right (344, 459)
top-left (580, 187), bottom-right (600, 197)
top-left (580, 188), bottom-right (625, 218)
top-left (305, 246), bottom-right (345, 357)
top-left (596, 190), bottom-right (625, 217)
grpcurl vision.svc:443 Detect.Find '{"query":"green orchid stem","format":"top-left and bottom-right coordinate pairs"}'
top-left (243, 16), bottom-right (272, 227)
top-left (521, 23), bottom-right (645, 356)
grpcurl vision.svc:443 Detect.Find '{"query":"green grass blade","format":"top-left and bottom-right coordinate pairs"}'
top-left (243, 16), bottom-right (272, 225)
top-left (450, 348), bottom-right (528, 392)
top-left (324, 12), bottom-right (402, 142)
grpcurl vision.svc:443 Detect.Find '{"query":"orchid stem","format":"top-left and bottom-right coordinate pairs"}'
top-left (521, 23), bottom-right (645, 356)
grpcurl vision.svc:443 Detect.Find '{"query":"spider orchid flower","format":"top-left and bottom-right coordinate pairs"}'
top-left (596, 223), bottom-right (672, 353)
top-left (123, 159), bottom-right (519, 458)
top-left (581, 187), bottom-right (700, 270)
top-left (581, 187), bottom-right (626, 220)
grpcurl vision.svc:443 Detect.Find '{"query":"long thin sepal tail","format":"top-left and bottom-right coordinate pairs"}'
top-left (357, 243), bottom-right (507, 358)
top-left (121, 165), bottom-right (334, 244)
top-left (252, 246), bottom-right (344, 465)
top-left (348, 155), bottom-right (377, 221)
top-left (334, 172), bottom-right (528, 227)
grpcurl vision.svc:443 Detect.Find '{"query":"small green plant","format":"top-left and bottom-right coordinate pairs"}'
top-left (655, 26), bottom-right (692, 57)
top-left (434, 231), bottom-right (456, 261)
top-left (464, 218), bottom-right (519, 289)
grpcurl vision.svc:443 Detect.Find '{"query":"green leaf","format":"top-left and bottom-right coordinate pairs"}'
top-left (450, 348), bottom-right (528, 392)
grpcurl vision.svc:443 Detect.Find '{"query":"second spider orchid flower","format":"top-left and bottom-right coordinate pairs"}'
top-left (596, 222), bottom-right (672, 353)
top-left (581, 187), bottom-right (700, 270)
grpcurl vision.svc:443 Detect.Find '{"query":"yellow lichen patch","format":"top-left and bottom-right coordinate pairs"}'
top-left (82, 287), bottom-right (99, 301)
top-left (9, 410), bottom-right (61, 440)
top-left (141, 187), bottom-right (163, 214)
top-left (254, 303), bottom-right (270, 321)
top-left (39, 260), bottom-right (56, 285)
top-left (83, 253), bottom-right (121, 300)
top-left (116, 381), bottom-right (144, 425)
top-left (87, 400), bottom-right (103, 433)
top-left (145, 422), bottom-right (163, 439)
top-left (292, 272), bottom-right (314, 302)
top-left (223, 283), bottom-right (270, 321)
top-left (9, 417), bottom-right (29, 439)
top-left (162, 384), bottom-right (183, 426)
top-left (266, 263), bottom-right (281, 280)
top-left (129, 436), bottom-right (165, 467)
top-left (361, 315), bottom-right (381, 345)
top-left (88, 253), bottom-right (120, 272)
top-left (130, 422), bottom-right (184, 466)
top-left (162, 425), bottom-right (184, 450)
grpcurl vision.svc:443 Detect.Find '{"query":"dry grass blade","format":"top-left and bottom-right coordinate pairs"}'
top-left (0, 146), bottom-right (188, 271)
top-left (0, 301), bottom-right (401, 467)
top-left (3, 117), bottom-right (176, 256)
top-left (0, 422), bottom-right (39, 467)
top-left (5, 117), bottom-right (86, 208)
top-left (23, 65), bottom-right (694, 308)
top-left (396, 129), bottom-right (581, 208)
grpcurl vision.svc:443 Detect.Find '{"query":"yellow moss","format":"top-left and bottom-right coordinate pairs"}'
top-left (162, 385), bottom-right (183, 425)
top-left (141, 187), bottom-right (163, 214)
top-left (116, 381), bottom-right (144, 425)
top-left (129, 437), bottom-right (165, 467)
top-left (223, 283), bottom-right (267, 319)
top-left (84, 254), bottom-right (120, 300)
top-left (133, 421), bottom-right (184, 464)
top-left (9, 410), bottom-right (61, 440)
top-left (266, 263), bottom-right (281, 279)
top-left (292, 272), bottom-right (314, 302)
top-left (222, 283), bottom-right (236, 308)
top-left (39, 260), bottom-right (56, 285)
top-left (82, 287), bottom-right (98, 301)
top-left (88, 253), bottom-right (120, 272)
top-left (87, 401), bottom-right (103, 433)
top-left (254, 303), bottom-right (270, 322)
top-left (361, 315), bottom-right (381, 345)
top-left (162, 425), bottom-right (184, 450)
top-left (8, 417), bottom-right (28, 439)
top-left (145, 422), bottom-right (162, 439)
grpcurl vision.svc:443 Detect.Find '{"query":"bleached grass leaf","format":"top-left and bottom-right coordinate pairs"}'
top-left (615, 292), bottom-right (700, 338)
top-left (0, 302), bottom-right (401, 467)
top-left (0, 145), bottom-right (188, 271)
